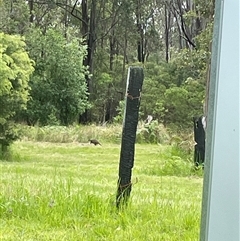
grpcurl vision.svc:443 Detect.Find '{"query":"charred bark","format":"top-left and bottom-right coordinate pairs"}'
top-left (116, 67), bottom-right (144, 208)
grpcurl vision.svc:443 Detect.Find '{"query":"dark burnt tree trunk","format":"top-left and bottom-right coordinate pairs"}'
top-left (116, 67), bottom-right (144, 208)
top-left (193, 116), bottom-right (205, 167)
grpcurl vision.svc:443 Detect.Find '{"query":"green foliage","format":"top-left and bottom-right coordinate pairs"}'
top-left (0, 0), bottom-right (214, 129)
top-left (91, 50), bottom-right (126, 122)
top-left (0, 32), bottom-right (34, 153)
top-left (140, 78), bottom-right (166, 121)
top-left (21, 28), bottom-right (90, 125)
top-left (194, 0), bottom-right (215, 19)
top-left (195, 22), bottom-right (213, 53)
top-left (171, 48), bottom-right (210, 84)
top-left (163, 87), bottom-right (189, 124)
top-left (113, 100), bottom-right (125, 123)
top-left (139, 59), bottom-right (205, 127)
top-left (0, 0), bottom-right (214, 126)
top-left (136, 120), bottom-right (170, 144)
top-left (0, 0), bottom-right (30, 34)
top-left (163, 81), bottom-right (204, 127)
top-left (91, 71), bottom-right (113, 121)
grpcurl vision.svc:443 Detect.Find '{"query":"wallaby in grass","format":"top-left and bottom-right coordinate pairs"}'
top-left (89, 139), bottom-right (102, 146)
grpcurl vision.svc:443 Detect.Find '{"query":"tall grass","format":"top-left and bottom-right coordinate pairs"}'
top-left (18, 122), bottom-right (172, 145)
top-left (19, 124), bottom-right (122, 144)
top-left (17, 123), bottom-right (197, 176)
top-left (0, 140), bottom-right (202, 240)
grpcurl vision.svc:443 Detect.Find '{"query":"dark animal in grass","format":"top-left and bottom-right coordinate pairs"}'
top-left (89, 139), bottom-right (102, 146)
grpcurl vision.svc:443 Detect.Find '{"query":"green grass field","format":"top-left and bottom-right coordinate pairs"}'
top-left (0, 141), bottom-right (203, 241)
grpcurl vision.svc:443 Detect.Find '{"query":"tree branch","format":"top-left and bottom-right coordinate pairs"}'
top-left (55, 2), bottom-right (88, 25)
top-left (175, 0), bottom-right (196, 48)
top-left (32, 0), bottom-right (88, 25)
top-left (165, 0), bottom-right (196, 48)
top-left (95, 20), bottom-right (118, 43)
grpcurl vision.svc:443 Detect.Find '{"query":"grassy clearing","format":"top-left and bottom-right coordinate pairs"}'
top-left (0, 141), bottom-right (203, 240)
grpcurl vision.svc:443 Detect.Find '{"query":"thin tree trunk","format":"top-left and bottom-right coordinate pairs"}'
top-left (79, 0), bottom-right (96, 123)
top-left (164, 5), bottom-right (171, 62)
top-left (63, 0), bottom-right (68, 38)
top-left (136, 0), bottom-right (144, 63)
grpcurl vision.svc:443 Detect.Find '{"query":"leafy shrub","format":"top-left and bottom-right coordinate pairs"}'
top-left (113, 100), bottom-right (125, 124)
top-left (0, 32), bottom-right (34, 154)
top-left (21, 28), bottom-right (90, 126)
top-left (136, 120), bottom-right (170, 144)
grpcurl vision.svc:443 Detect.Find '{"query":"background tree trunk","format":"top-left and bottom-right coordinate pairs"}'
top-left (28, 0), bottom-right (34, 23)
top-left (79, 0), bottom-right (97, 123)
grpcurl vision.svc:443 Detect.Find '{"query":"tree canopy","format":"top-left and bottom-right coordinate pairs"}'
top-left (22, 28), bottom-right (89, 126)
top-left (0, 0), bottom-right (214, 129)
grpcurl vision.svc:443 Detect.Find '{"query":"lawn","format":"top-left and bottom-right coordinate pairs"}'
top-left (0, 141), bottom-right (203, 241)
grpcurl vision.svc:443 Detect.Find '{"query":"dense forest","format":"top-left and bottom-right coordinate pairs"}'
top-left (0, 0), bottom-right (214, 148)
